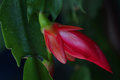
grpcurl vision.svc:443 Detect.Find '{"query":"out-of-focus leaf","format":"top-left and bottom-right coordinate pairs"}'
top-left (0, 25), bottom-right (5, 52)
top-left (23, 57), bottom-right (53, 80)
top-left (27, 14), bottom-right (48, 60)
top-left (27, 0), bottom-right (63, 21)
top-left (71, 0), bottom-right (86, 14)
top-left (68, 0), bottom-right (103, 18)
top-left (0, 0), bottom-right (47, 66)
top-left (59, 0), bottom-right (103, 26)
top-left (0, 0), bottom-right (3, 6)
top-left (58, 0), bottom-right (87, 26)
top-left (45, 0), bottom-right (63, 20)
top-left (82, 0), bottom-right (103, 18)
top-left (71, 66), bottom-right (91, 80)
top-left (77, 0), bottom-right (86, 14)
top-left (27, 0), bottom-right (45, 18)
top-left (0, 0), bottom-right (30, 66)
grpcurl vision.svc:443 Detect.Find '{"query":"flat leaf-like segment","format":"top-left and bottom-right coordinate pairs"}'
top-left (0, 25), bottom-right (5, 52)
top-left (23, 57), bottom-right (53, 80)
top-left (0, 0), bottom-right (47, 66)
top-left (27, 0), bottom-right (63, 21)
top-left (45, 0), bottom-right (63, 20)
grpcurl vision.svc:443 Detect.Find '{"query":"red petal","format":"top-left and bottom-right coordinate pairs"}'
top-left (60, 31), bottom-right (112, 73)
top-left (53, 23), bottom-right (83, 31)
top-left (44, 30), bottom-right (50, 52)
top-left (64, 44), bottom-right (86, 60)
top-left (65, 51), bottom-right (75, 61)
top-left (44, 30), bottom-right (67, 64)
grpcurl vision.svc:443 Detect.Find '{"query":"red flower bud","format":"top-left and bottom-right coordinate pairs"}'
top-left (43, 23), bottom-right (112, 73)
top-left (39, 13), bottom-right (112, 73)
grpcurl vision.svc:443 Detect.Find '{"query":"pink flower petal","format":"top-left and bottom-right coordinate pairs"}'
top-left (64, 44), bottom-right (86, 60)
top-left (44, 30), bottom-right (51, 52)
top-left (53, 23), bottom-right (83, 31)
top-left (64, 44), bottom-right (112, 73)
top-left (44, 30), bottom-right (67, 64)
top-left (60, 31), bottom-right (112, 73)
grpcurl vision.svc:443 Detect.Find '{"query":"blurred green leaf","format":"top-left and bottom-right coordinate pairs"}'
top-left (71, 66), bottom-right (91, 80)
top-left (45, 0), bottom-right (63, 20)
top-left (71, 0), bottom-right (86, 14)
top-left (27, 0), bottom-right (63, 21)
top-left (58, 0), bottom-right (87, 25)
top-left (60, 0), bottom-right (103, 25)
top-left (23, 57), bottom-right (53, 80)
top-left (27, 14), bottom-right (48, 60)
top-left (77, 0), bottom-right (86, 14)
top-left (27, 0), bottom-right (45, 18)
top-left (0, 25), bottom-right (5, 52)
top-left (0, 0), bottom-right (3, 5)
top-left (0, 0), bottom-right (30, 66)
top-left (0, 0), bottom-right (47, 66)
top-left (82, 0), bottom-right (103, 18)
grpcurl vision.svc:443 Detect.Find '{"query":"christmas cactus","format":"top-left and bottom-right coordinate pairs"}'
top-left (0, 0), bottom-right (120, 80)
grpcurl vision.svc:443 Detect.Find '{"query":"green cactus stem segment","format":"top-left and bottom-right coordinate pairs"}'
top-left (39, 12), bottom-right (52, 32)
